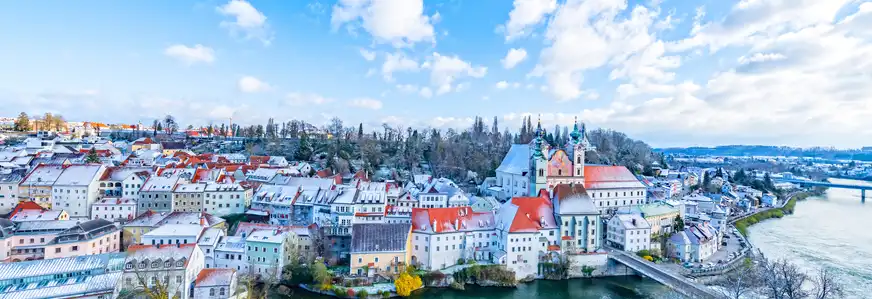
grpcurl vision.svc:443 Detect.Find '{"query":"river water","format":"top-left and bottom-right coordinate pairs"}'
top-left (289, 276), bottom-right (672, 298)
top-left (747, 178), bottom-right (872, 299)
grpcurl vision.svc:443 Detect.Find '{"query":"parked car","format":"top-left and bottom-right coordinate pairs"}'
top-left (683, 262), bottom-right (694, 268)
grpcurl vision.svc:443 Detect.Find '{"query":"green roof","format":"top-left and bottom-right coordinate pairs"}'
top-left (637, 202), bottom-right (679, 217)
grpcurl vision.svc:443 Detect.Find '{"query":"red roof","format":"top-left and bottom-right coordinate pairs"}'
top-left (249, 156), bottom-right (270, 165)
top-left (547, 245), bottom-right (561, 251)
top-left (133, 137), bottom-right (155, 145)
top-left (9, 201), bottom-right (46, 217)
top-left (195, 268), bottom-right (236, 285)
top-left (316, 169), bottom-right (332, 178)
top-left (507, 195), bottom-right (555, 232)
top-left (411, 206), bottom-right (492, 233)
top-left (583, 165), bottom-right (644, 189)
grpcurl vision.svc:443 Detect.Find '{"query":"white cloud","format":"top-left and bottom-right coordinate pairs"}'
top-left (286, 92), bottom-right (333, 106)
top-left (349, 98), bottom-right (383, 110)
top-left (360, 48), bottom-right (377, 61)
top-left (424, 52), bottom-right (487, 95)
top-left (238, 76), bottom-right (270, 93)
top-left (482, 95), bottom-right (490, 101)
top-left (496, 81), bottom-right (509, 89)
top-left (503, 0), bottom-right (557, 40)
top-left (419, 87), bottom-right (433, 98)
top-left (737, 53), bottom-right (786, 64)
top-left (430, 116), bottom-right (474, 128)
top-left (217, 0), bottom-right (273, 45)
top-left (396, 84), bottom-right (419, 93)
top-left (164, 44), bottom-right (215, 65)
top-left (332, 0), bottom-right (435, 47)
top-left (501, 48), bottom-right (528, 69)
top-left (381, 52), bottom-right (419, 81)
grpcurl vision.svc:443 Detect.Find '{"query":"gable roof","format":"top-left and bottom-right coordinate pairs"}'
top-left (496, 144), bottom-right (530, 175)
top-left (351, 223), bottom-right (411, 253)
top-left (411, 206), bottom-right (494, 234)
top-left (583, 165), bottom-right (645, 189)
top-left (501, 196), bottom-right (557, 233)
top-left (195, 268), bottom-right (236, 287)
top-left (552, 184), bottom-right (598, 215)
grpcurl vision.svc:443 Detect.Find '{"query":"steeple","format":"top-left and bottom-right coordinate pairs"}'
top-left (569, 116), bottom-right (580, 142)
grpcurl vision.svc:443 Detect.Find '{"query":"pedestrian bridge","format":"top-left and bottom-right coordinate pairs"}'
top-left (777, 179), bottom-right (871, 203)
top-left (608, 251), bottom-right (719, 299)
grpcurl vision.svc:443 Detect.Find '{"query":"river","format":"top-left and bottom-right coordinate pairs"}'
top-left (747, 178), bottom-right (872, 299)
top-left (288, 277), bottom-right (672, 298)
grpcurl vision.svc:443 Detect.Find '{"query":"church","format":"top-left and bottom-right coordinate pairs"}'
top-left (494, 118), bottom-right (646, 214)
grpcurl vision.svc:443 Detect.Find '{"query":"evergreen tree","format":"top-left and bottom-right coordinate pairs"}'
top-left (295, 132), bottom-right (313, 161)
top-left (358, 123), bottom-right (364, 140)
top-left (85, 148), bottom-right (100, 163)
top-left (14, 112), bottom-right (29, 131)
top-left (674, 215), bottom-right (685, 230)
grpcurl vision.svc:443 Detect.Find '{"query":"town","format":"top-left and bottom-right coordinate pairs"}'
top-left (0, 113), bottom-right (847, 299)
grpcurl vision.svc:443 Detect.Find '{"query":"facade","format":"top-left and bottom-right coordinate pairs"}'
top-left (138, 169), bottom-right (193, 214)
top-left (417, 178), bottom-right (469, 208)
top-left (251, 185), bottom-right (298, 226)
top-left (198, 227), bottom-right (226, 268)
top-left (19, 164), bottom-right (65, 208)
top-left (668, 223), bottom-right (721, 262)
top-left (353, 182), bottom-right (388, 224)
top-left (173, 183), bottom-right (206, 212)
top-left (245, 229), bottom-right (295, 279)
top-left (193, 268), bottom-right (238, 299)
top-left (97, 166), bottom-right (150, 200)
top-left (120, 243), bottom-right (205, 299)
top-left (495, 196), bottom-right (561, 279)
top-left (44, 218), bottom-right (120, 259)
top-left (214, 236), bottom-right (248, 272)
top-left (203, 183), bottom-right (250, 216)
top-left (552, 185), bottom-right (603, 254)
top-left (122, 211), bottom-right (225, 249)
top-left (91, 198), bottom-right (138, 222)
top-left (0, 171), bottom-right (23, 214)
top-left (50, 164), bottom-right (107, 218)
top-left (350, 223), bottom-right (412, 277)
top-left (606, 214), bottom-right (651, 252)
top-left (634, 202), bottom-right (680, 236)
top-left (5, 220), bottom-right (76, 261)
top-left (142, 224), bottom-right (206, 246)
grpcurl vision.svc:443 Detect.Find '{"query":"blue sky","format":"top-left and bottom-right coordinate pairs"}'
top-left (2, 0), bottom-right (872, 148)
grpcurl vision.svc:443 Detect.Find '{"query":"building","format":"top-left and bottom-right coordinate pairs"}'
top-left (0, 170), bottom-right (23, 214)
top-left (5, 220), bottom-right (77, 261)
top-left (130, 137), bottom-right (160, 152)
top-left (44, 218), bottom-right (120, 259)
top-left (97, 166), bottom-right (151, 200)
top-left (495, 195), bottom-right (561, 279)
top-left (350, 223), bottom-right (412, 277)
top-left (194, 268), bottom-right (238, 299)
top-left (251, 185), bottom-right (299, 226)
top-left (410, 207), bottom-right (496, 271)
top-left (245, 229), bottom-right (295, 279)
top-left (634, 202), bottom-right (680, 236)
top-left (353, 182), bottom-right (388, 224)
top-left (119, 243), bottom-right (205, 299)
top-left (494, 119), bottom-right (646, 214)
top-left (552, 185), bottom-right (603, 254)
top-left (161, 141), bottom-right (186, 156)
top-left (0, 253), bottom-right (125, 299)
top-left (203, 183), bottom-right (250, 216)
top-left (142, 224), bottom-right (206, 246)
top-left (19, 164), bottom-right (65, 208)
top-left (8, 206), bottom-right (69, 223)
top-left (0, 218), bottom-right (15, 261)
top-left (668, 223), bottom-right (721, 262)
top-left (199, 227), bottom-right (226, 268)
top-left (214, 236), bottom-right (247, 272)
top-left (138, 169), bottom-right (193, 214)
top-left (417, 178), bottom-right (469, 208)
top-left (173, 183), bottom-right (207, 213)
top-left (50, 164), bottom-right (107, 218)
top-left (122, 211), bottom-right (225, 248)
top-left (91, 198), bottom-right (138, 222)
top-left (606, 214), bottom-right (651, 252)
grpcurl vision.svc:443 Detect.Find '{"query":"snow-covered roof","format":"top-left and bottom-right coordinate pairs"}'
top-left (583, 165), bottom-right (646, 189)
top-left (553, 184), bottom-right (598, 215)
top-left (144, 224), bottom-right (205, 237)
top-left (411, 206), bottom-right (495, 234)
top-left (100, 166), bottom-right (151, 182)
top-left (613, 214), bottom-right (651, 230)
top-left (215, 236), bottom-right (246, 253)
top-left (198, 227), bottom-right (225, 246)
top-left (497, 196), bottom-right (557, 233)
top-left (174, 183), bottom-right (206, 193)
top-left (53, 165), bottom-right (104, 186)
top-left (21, 165), bottom-right (65, 186)
top-left (125, 243), bottom-right (197, 266)
top-left (10, 210), bottom-right (65, 222)
top-left (496, 144), bottom-right (530, 175)
top-left (1, 272), bottom-right (121, 299)
top-left (195, 268), bottom-right (236, 287)
top-left (245, 229), bottom-right (287, 244)
top-left (0, 252), bottom-right (125, 281)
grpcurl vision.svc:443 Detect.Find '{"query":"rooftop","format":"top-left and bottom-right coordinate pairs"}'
top-left (195, 268), bottom-right (236, 287)
top-left (0, 253), bottom-right (126, 281)
top-left (351, 223), bottom-right (411, 253)
top-left (53, 164), bottom-right (104, 186)
top-left (144, 224), bottom-right (205, 237)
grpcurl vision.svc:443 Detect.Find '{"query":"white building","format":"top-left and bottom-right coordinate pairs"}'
top-left (552, 185), bottom-right (603, 254)
top-left (51, 164), bottom-right (107, 217)
top-left (203, 183), bottom-right (250, 216)
top-left (214, 236), bottom-right (248, 272)
top-left (120, 243), bottom-right (205, 299)
top-left (251, 185), bottom-right (298, 225)
top-left (141, 224), bottom-right (205, 246)
top-left (417, 178), bottom-right (469, 208)
top-left (410, 206), bottom-right (497, 271)
top-left (668, 223), bottom-right (720, 262)
top-left (353, 182), bottom-right (388, 223)
top-left (199, 227), bottom-right (225, 268)
top-left (98, 166), bottom-right (151, 199)
top-left (0, 170), bottom-right (23, 214)
top-left (194, 268), bottom-right (238, 299)
top-left (91, 198), bottom-right (137, 222)
top-left (495, 196), bottom-right (561, 279)
top-left (607, 214), bottom-right (652, 252)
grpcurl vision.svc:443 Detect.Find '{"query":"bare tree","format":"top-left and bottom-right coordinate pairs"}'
top-left (715, 261), bottom-right (759, 299)
top-left (812, 268), bottom-right (844, 299)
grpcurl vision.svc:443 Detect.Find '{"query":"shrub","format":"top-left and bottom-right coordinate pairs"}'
top-left (636, 249), bottom-right (652, 258)
top-left (456, 258), bottom-right (465, 265)
top-left (381, 290), bottom-right (390, 298)
top-left (643, 255), bottom-right (654, 262)
top-left (347, 288), bottom-right (356, 297)
top-left (394, 272), bottom-right (423, 297)
top-left (357, 289), bottom-right (368, 298)
top-left (333, 286), bottom-right (347, 297)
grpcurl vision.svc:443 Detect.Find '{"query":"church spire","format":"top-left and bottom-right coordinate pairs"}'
top-left (569, 116), bottom-right (580, 142)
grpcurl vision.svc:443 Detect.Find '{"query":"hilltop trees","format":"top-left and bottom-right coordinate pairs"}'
top-left (14, 112), bottom-right (29, 131)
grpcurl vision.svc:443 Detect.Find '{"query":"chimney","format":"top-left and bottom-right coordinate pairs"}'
top-left (632, 218), bottom-right (637, 226)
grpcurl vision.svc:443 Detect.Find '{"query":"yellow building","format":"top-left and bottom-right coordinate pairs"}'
top-left (349, 223), bottom-right (412, 277)
top-left (130, 137), bottom-right (159, 152)
top-left (18, 165), bottom-right (66, 209)
top-left (637, 202), bottom-right (681, 235)
top-left (122, 211), bottom-right (226, 249)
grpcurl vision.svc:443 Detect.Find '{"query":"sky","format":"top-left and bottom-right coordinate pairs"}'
top-left (2, 0), bottom-right (872, 149)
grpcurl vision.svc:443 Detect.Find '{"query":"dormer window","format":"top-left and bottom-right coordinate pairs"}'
top-left (151, 261), bottom-right (161, 268)
top-left (125, 262), bottom-right (133, 270)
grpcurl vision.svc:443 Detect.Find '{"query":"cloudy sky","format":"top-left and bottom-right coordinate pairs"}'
top-left (2, 0), bottom-right (871, 148)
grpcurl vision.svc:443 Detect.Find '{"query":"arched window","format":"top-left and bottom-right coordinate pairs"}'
top-left (558, 169), bottom-right (562, 176)
top-left (219, 288), bottom-right (226, 296)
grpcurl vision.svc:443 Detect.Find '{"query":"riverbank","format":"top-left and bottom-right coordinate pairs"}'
top-left (734, 190), bottom-right (819, 236)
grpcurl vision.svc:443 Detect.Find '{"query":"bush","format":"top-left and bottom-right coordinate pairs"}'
top-left (381, 290), bottom-right (390, 298)
top-left (394, 272), bottom-right (423, 297)
top-left (456, 258), bottom-right (465, 265)
top-left (636, 249), bottom-right (652, 258)
top-left (332, 286), bottom-right (347, 297)
top-left (643, 255), bottom-right (654, 262)
top-left (357, 289), bottom-right (368, 298)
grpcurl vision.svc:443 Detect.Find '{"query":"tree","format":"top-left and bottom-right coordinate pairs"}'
top-left (674, 215), bottom-right (684, 230)
top-left (163, 115), bottom-right (178, 135)
top-left (714, 260), bottom-right (759, 299)
top-left (295, 133), bottom-right (313, 161)
top-left (394, 272), bottom-right (423, 297)
top-left (153, 120), bottom-right (160, 137)
top-left (358, 123), bottom-right (364, 140)
top-left (85, 147), bottom-right (101, 163)
top-left (14, 112), bottom-right (29, 131)
top-left (312, 259), bottom-right (331, 290)
top-left (812, 268), bottom-right (844, 299)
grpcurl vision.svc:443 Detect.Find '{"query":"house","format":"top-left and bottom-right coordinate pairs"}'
top-left (130, 137), bottom-right (160, 152)
top-left (606, 214), bottom-right (651, 252)
top-left (119, 243), bottom-right (205, 299)
top-left (91, 198), bottom-right (138, 222)
top-left (194, 268), bottom-right (238, 299)
top-left (552, 184), bottom-right (602, 254)
top-left (350, 223), bottom-right (412, 277)
top-left (203, 183), bottom-right (251, 217)
top-left (44, 218), bottom-right (120, 259)
top-left (668, 223), bottom-right (721, 262)
top-left (5, 220), bottom-right (77, 261)
top-left (198, 227), bottom-right (225, 268)
top-left (495, 195), bottom-right (561, 279)
top-left (410, 207), bottom-right (496, 271)
top-left (138, 169), bottom-right (194, 214)
top-left (353, 182), bottom-right (388, 224)
top-left (417, 178), bottom-right (469, 208)
top-left (0, 253), bottom-right (125, 299)
top-left (0, 218), bottom-right (15, 261)
top-left (161, 141), bottom-right (186, 156)
top-left (634, 202), bottom-right (680, 235)
top-left (173, 183), bottom-right (207, 213)
top-left (251, 185), bottom-right (299, 226)
top-left (122, 211), bottom-right (225, 248)
top-left (245, 229), bottom-right (295, 279)
top-left (214, 236), bottom-right (248, 272)
top-left (18, 164), bottom-right (65, 208)
top-left (9, 207), bottom-right (69, 222)
top-left (50, 164), bottom-right (107, 217)
top-left (469, 196), bottom-right (500, 212)
top-left (98, 166), bottom-right (151, 200)
top-left (0, 170), bottom-right (24, 214)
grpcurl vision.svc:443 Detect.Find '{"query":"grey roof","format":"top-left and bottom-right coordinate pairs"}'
top-left (0, 253), bottom-right (126, 281)
top-left (0, 272), bottom-right (121, 299)
top-left (0, 170), bottom-right (25, 184)
top-left (496, 144), bottom-right (530, 175)
top-left (0, 218), bottom-right (14, 238)
top-left (50, 219), bottom-right (118, 245)
top-left (351, 223), bottom-right (411, 253)
top-left (553, 184), bottom-right (599, 215)
top-left (53, 165), bottom-right (104, 186)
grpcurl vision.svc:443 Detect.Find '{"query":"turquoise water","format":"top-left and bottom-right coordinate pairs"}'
top-left (748, 179), bottom-right (872, 299)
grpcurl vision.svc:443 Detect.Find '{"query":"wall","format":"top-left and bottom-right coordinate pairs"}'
top-left (44, 230), bottom-right (120, 259)
top-left (350, 251), bottom-right (408, 276)
top-left (0, 183), bottom-right (19, 214)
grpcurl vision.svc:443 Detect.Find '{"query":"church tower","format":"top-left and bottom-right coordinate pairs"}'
top-left (570, 117), bottom-right (590, 183)
top-left (530, 117), bottom-right (548, 196)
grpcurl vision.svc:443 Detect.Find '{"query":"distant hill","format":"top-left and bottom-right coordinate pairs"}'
top-left (656, 145), bottom-right (872, 161)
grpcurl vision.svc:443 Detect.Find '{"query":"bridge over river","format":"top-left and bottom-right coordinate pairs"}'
top-left (777, 179), bottom-right (871, 203)
top-left (608, 251), bottom-right (720, 299)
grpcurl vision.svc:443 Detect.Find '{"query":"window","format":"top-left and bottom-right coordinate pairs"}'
top-left (210, 289), bottom-right (216, 296)
top-left (71, 245), bottom-right (79, 251)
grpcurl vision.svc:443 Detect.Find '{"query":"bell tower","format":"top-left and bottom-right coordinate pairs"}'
top-left (530, 116), bottom-right (548, 196)
top-left (570, 117), bottom-right (590, 184)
